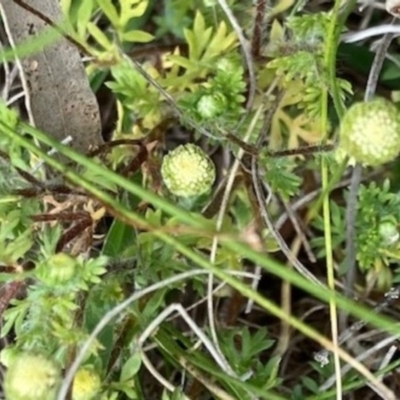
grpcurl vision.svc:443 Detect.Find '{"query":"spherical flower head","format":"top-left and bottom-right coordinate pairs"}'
top-left (161, 144), bottom-right (216, 197)
top-left (339, 98), bottom-right (400, 166)
top-left (72, 366), bottom-right (101, 400)
top-left (4, 352), bottom-right (61, 400)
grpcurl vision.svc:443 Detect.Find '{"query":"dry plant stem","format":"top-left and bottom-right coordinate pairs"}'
top-left (248, 91), bottom-right (325, 295)
top-left (359, 2), bottom-right (375, 30)
top-left (210, 81), bottom-right (278, 320)
top-left (279, 197), bottom-right (316, 262)
top-left (272, 277), bottom-right (292, 359)
top-left (344, 29), bottom-right (395, 298)
top-left (251, 180), bottom-right (323, 284)
top-left (342, 24), bottom-right (400, 42)
top-left (377, 345), bottom-right (397, 380)
top-left (129, 58), bottom-right (218, 141)
top-left (244, 264), bottom-right (262, 313)
top-left (58, 269), bottom-right (254, 400)
top-left (273, 233), bottom-right (311, 360)
top-left (343, 164), bottom-right (362, 297)
top-left (251, 0), bottom-right (267, 58)
top-left (141, 313), bottom-right (248, 400)
top-left (320, 333), bottom-right (400, 391)
top-left (365, 29), bottom-right (395, 99)
top-left (350, 328), bottom-right (386, 343)
top-left (137, 304), bottom-right (236, 375)
top-left (275, 176), bottom-right (355, 230)
top-left (281, 310), bottom-right (397, 398)
top-left (168, 271), bottom-right (260, 322)
top-left (0, 40), bottom-right (12, 101)
top-left (0, 281), bottom-right (24, 317)
top-left (58, 270), bottom-right (209, 399)
top-left (6, 90), bottom-right (24, 106)
top-left (206, 104), bottom-right (266, 386)
top-left (178, 357), bottom-right (238, 400)
top-left (216, 0), bottom-right (255, 109)
top-left (315, 285), bottom-right (400, 363)
top-left (141, 351), bottom-right (192, 400)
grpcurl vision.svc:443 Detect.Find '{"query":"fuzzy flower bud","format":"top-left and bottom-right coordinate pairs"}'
top-left (4, 352), bottom-right (61, 400)
top-left (196, 93), bottom-right (227, 119)
top-left (379, 217), bottom-right (399, 246)
top-left (216, 58), bottom-right (236, 74)
top-left (37, 253), bottom-right (77, 286)
top-left (72, 366), bottom-right (101, 400)
top-left (161, 144), bottom-right (216, 197)
top-left (338, 98), bottom-right (400, 166)
top-left (0, 347), bottom-right (20, 368)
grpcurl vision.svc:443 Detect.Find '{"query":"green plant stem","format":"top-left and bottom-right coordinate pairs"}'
top-left (324, 5), bottom-right (345, 120)
top-left (323, 1), bottom-right (344, 398)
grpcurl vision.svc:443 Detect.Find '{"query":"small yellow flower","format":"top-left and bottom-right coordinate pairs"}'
top-left (4, 352), bottom-right (61, 400)
top-left (72, 366), bottom-right (101, 400)
top-left (161, 144), bottom-right (216, 197)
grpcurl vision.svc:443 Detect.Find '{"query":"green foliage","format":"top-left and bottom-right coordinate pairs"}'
top-left (2, 254), bottom-right (108, 355)
top-left (220, 327), bottom-right (280, 390)
top-left (106, 60), bottom-right (164, 132)
top-left (313, 180), bottom-right (400, 289)
top-left (261, 155), bottom-right (302, 200)
top-left (2, 1), bottom-right (400, 399)
top-left (178, 57), bottom-right (246, 131)
top-left (286, 13), bottom-right (331, 42)
top-left (67, 0), bottom-right (153, 45)
top-left (266, 14), bottom-right (352, 119)
top-left (104, 10), bottom-right (247, 139)
top-left (167, 12), bottom-right (238, 79)
top-left (356, 181), bottom-right (400, 270)
top-left (153, 0), bottom-right (195, 38)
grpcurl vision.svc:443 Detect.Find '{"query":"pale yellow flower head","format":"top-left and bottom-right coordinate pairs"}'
top-left (72, 366), bottom-right (101, 400)
top-left (339, 98), bottom-right (400, 166)
top-left (4, 352), bottom-right (61, 400)
top-left (161, 144), bottom-right (216, 197)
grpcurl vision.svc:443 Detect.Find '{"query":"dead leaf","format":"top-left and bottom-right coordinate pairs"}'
top-left (0, 0), bottom-right (104, 153)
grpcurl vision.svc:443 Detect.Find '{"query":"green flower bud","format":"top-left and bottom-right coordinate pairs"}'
top-left (196, 93), bottom-right (227, 119)
top-left (161, 144), bottom-right (216, 197)
top-left (4, 352), bottom-right (61, 400)
top-left (0, 347), bottom-right (20, 368)
top-left (37, 253), bottom-right (77, 285)
top-left (216, 58), bottom-right (235, 74)
top-left (73, 366), bottom-right (101, 400)
top-left (339, 98), bottom-right (400, 166)
top-left (379, 218), bottom-right (399, 246)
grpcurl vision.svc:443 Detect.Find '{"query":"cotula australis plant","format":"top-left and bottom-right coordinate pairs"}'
top-left (3, 1), bottom-right (400, 400)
